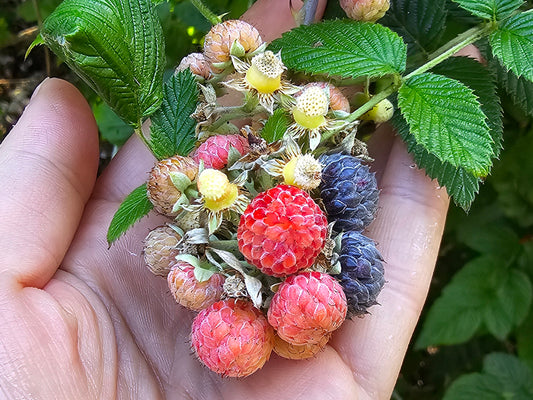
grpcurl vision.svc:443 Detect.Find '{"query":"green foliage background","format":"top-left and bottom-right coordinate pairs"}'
top-left (1, 0), bottom-right (532, 397)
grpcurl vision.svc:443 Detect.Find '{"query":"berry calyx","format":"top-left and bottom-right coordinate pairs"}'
top-left (268, 271), bottom-right (347, 345)
top-left (237, 185), bottom-right (328, 277)
top-left (191, 299), bottom-right (274, 377)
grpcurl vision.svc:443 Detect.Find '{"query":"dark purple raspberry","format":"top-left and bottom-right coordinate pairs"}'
top-left (319, 153), bottom-right (379, 233)
top-left (336, 231), bottom-right (384, 317)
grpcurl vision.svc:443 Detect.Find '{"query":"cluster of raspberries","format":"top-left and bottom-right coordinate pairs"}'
top-left (139, 19), bottom-right (386, 378)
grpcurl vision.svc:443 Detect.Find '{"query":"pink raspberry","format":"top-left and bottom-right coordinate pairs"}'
top-left (167, 261), bottom-right (225, 311)
top-left (268, 272), bottom-right (347, 345)
top-left (237, 185), bottom-right (328, 277)
top-left (191, 299), bottom-right (274, 377)
top-left (192, 134), bottom-right (250, 170)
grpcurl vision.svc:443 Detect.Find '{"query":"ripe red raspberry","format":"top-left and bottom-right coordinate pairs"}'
top-left (192, 134), bottom-right (250, 170)
top-left (237, 185), bottom-right (328, 277)
top-left (167, 261), bottom-right (225, 311)
top-left (191, 299), bottom-right (274, 377)
top-left (147, 156), bottom-right (198, 216)
top-left (268, 272), bottom-right (347, 345)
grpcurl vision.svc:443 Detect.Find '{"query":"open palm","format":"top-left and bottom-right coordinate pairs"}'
top-left (0, 1), bottom-right (449, 398)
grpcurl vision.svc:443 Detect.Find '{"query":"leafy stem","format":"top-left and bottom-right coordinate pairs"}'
top-left (321, 74), bottom-right (402, 143)
top-left (209, 96), bottom-right (261, 130)
top-left (405, 23), bottom-right (496, 79)
top-left (189, 0), bottom-right (222, 25)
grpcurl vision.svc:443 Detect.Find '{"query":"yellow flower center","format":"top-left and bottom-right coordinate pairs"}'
top-left (292, 86), bottom-right (329, 129)
top-left (282, 155), bottom-right (322, 190)
top-left (204, 184), bottom-right (239, 212)
top-left (282, 157), bottom-right (299, 186)
top-left (245, 51), bottom-right (284, 94)
top-left (292, 108), bottom-right (326, 130)
top-left (197, 169), bottom-right (239, 212)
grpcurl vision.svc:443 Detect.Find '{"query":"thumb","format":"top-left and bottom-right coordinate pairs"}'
top-left (0, 78), bottom-right (99, 291)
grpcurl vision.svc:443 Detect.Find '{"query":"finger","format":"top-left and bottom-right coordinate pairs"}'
top-left (330, 133), bottom-right (449, 399)
top-left (242, 0), bottom-right (328, 42)
top-left (0, 78), bottom-right (99, 289)
top-left (94, 0), bottom-right (328, 202)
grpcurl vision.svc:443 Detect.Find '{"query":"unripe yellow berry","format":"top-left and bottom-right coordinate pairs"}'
top-left (292, 86), bottom-right (329, 129)
top-left (361, 98), bottom-right (394, 123)
top-left (245, 51), bottom-right (284, 94)
top-left (282, 155), bottom-right (322, 190)
top-left (197, 169), bottom-right (239, 212)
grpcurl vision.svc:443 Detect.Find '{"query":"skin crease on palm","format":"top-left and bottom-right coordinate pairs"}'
top-left (0, 0), bottom-right (470, 398)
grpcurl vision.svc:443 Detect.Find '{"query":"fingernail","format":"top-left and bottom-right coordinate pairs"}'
top-left (29, 77), bottom-right (50, 102)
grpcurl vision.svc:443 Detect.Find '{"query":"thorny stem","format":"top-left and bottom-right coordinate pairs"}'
top-left (321, 22), bottom-right (496, 144)
top-left (209, 107), bottom-right (255, 131)
top-left (209, 239), bottom-right (240, 253)
top-left (209, 96), bottom-right (262, 130)
top-left (190, 0), bottom-right (222, 26)
top-left (405, 23), bottom-right (495, 79)
top-left (321, 75), bottom-right (401, 143)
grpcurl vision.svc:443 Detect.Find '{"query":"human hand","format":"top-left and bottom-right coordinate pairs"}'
top-left (0, 1), bottom-right (448, 398)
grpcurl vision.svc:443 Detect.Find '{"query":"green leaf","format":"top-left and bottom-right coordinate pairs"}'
top-left (149, 70), bottom-right (199, 159)
top-left (416, 257), bottom-right (532, 348)
top-left (107, 184), bottom-right (153, 244)
top-left (443, 353), bottom-right (533, 400)
top-left (490, 10), bottom-right (533, 82)
top-left (41, 0), bottom-right (165, 127)
top-left (380, 0), bottom-right (447, 58)
top-left (491, 131), bottom-right (533, 227)
top-left (394, 57), bottom-right (502, 210)
top-left (432, 57), bottom-right (503, 158)
top-left (517, 308), bottom-right (533, 372)
top-left (393, 110), bottom-right (480, 210)
top-left (269, 20), bottom-right (407, 80)
top-left (398, 72), bottom-right (493, 177)
top-left (452, 0), bottom-right (524, 21)
top-left (17, 0), bottom-right (62, 22)
top-left (26, 33), bottom-right (44, 59)
top-left (456, 224), bottom-right (521, 259)
top-left (496, 64), bottom-right (533, 117)
top-left (261, 109), bottom-right (290, 143)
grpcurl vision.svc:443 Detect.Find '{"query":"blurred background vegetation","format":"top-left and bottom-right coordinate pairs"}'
top-left (1, 0), bottom-right (532, 398)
